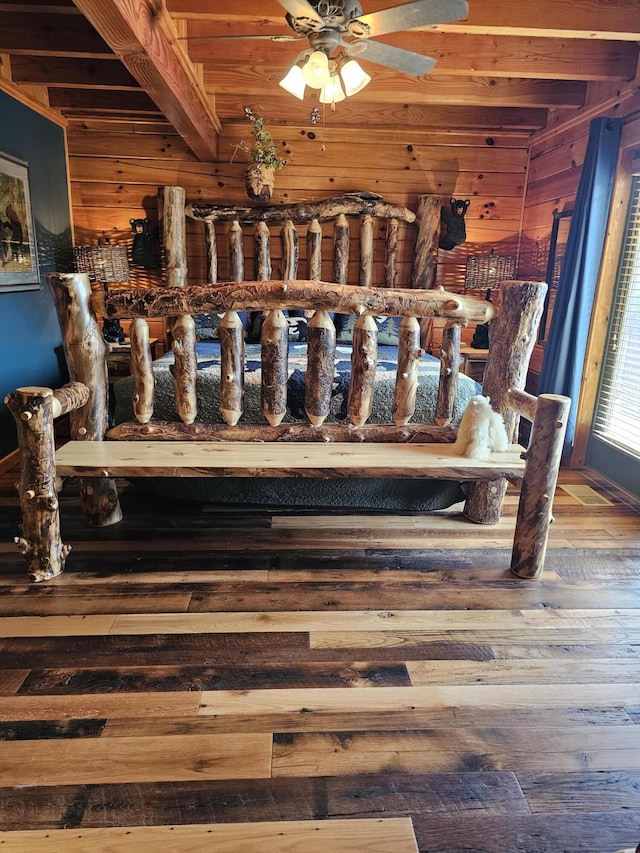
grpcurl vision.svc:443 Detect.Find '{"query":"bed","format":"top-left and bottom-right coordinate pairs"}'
top-left (7, 186), bottom-right (570, 582)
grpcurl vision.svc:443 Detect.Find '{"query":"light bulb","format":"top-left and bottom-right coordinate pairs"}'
top-left (319, 73), bottom-right (345, 105)
top-left (340, 59), bottom-right (371, 97)
top-left (279, 63), bottom-right (306, 100)
top-left (302, 50), bottom-right (331, 89)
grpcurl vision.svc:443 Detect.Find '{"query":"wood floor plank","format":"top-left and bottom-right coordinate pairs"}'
top-left (198, 685), bottom-right (640, 716)
top-left (0, 669), bottom-right (29, 694)
top-left (0, 733), bottom-right (272, 786)
top-left (407, 659), bottom-right (640, 685)
top-left (102, 609), bottom-right (640, 636)
top-left (17, 662), bottom-right (411, 694)
top-left (271, 727), bottom-right (640, 776)
top-left (186, 582), bottom-right (640, 612)
top-left (0, 773), bottom-right (529, 830)
top-left (0, 592), bottom-right (193, 616)
top-left (0, 817), bottom-right (419, 852)
top-left (310, 628), bottom-right (640, 648)
top-left (0, 692), bottom-right (202, 721)
top-left (0, 615), bottom-right (116, 638)
top-left (99, 706), bottom-right (635, 738)
top-left (518, 770), bottom-right (640, 813)
top-left (411, 811), bottom-right (640, 853)
top-left (0, 719), bottom-right (107, 740)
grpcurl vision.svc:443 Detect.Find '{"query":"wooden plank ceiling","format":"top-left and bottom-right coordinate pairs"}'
top-left (1, 0), bottom-right (639, 159)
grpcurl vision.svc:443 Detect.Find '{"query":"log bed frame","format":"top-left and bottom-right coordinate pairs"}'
top-left (7, 186), bottom-right (569, 583)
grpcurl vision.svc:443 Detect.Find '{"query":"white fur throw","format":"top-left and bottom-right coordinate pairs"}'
top-left (452, 394), bottom-right (510, 460)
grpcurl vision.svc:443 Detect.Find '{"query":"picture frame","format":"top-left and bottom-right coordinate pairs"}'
top-left (0, 152), bottom-right (39, 292)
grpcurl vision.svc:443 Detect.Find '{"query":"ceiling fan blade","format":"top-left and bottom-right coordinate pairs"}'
top-left (179, 33), bottom-right (301, 42)
top-left (346, 40), bottom-right (436, 76)
top-left (356, 0), bottom-right (468, 38)
top-left (275, 0), bottom-right (323, 23)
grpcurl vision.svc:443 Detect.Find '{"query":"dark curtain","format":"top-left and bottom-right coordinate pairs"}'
top-left (538, 116), bottom-right (622, 456)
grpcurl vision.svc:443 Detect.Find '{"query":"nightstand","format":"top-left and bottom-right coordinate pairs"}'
top-left (106, 338), bottom-right (160, 381)
top-left (459, 346), bottom-right (489, 383)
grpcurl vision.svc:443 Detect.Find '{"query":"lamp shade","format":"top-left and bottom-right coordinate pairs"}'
top-left (279, 63), bottom-right (306, 100)
top-left (340, 59), bottom-right (371, 97)
top-left (302, 50), bottom-right (331, 89)
top-left (319, 73), bottom-right (346, 104)
top-left (73, 245), bottom-right (130, 283)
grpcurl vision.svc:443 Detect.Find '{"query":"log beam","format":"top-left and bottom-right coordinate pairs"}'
top-left (72, 0), bottom-right (220, 160)
top-left (94, 281), bottom-right (498, 325)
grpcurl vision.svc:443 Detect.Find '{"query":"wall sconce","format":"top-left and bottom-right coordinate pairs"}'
top-left (73, 244), bottom-right (130, 343)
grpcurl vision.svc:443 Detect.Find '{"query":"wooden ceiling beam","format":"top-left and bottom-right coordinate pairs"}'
top-left (185, 30), bottom-right (638, 82)
top-left (166, 0), bottom-right (640, 41)
top-left (204, 68), bottom-right (586, 109)
top-left (72, 0), bottom-right (221, 160)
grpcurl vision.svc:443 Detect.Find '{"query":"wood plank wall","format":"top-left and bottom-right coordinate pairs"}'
top-left (67, 119), bottom-right (528, 300)
top-left (518, 74), bottom-right (640, 384)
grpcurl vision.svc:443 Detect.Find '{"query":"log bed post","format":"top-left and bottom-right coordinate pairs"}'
top-left (159, 186), bottom-right (187, 287)
top-left (411, 195), bottom-right (440, 290)
top-left (47, 273), bottom-right (122, 528)
top-left (464, 280), bottom-right (547, 524)
top-left (511, 393), bottom-right (570, 579)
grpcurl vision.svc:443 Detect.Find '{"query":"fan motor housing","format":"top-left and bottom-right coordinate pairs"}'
top-left (286, 0), bottom-right (364, 36)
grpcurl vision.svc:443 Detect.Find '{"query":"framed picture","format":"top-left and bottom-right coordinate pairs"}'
top-left (0, 152), bottom-right (39, 291)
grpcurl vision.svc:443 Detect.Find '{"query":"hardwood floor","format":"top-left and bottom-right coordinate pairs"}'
top-left (0, 465), bottom-right (639, 852)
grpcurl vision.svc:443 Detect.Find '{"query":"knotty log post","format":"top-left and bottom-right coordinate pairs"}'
top-left (511, 393), bottom-right (570, 579)
top-left (229, 220), bottom-right (244, 282)
top-left (261, 309), bottom-right (289, 426)
top-left (393, 316), bottom-right (421, 426)
top-left (218, 310), bottom-right (245, 426)
top-left (411, 195), bottom-right (440, 290)
top-left (6, 387), bottom-right (71, 581)
top-left (171, 314), bottom-right (197, 425)
top-left (385, 217), bottom-right (399, 288)
top-left (464, 280), bottom-right (548, 524)
top-left (435, 321), bottom-right (461, 426)
top-left (281, 219), bottom-right (298, 279)
top-left (360, 214), bottom-right (373, 287)
top-left (307, 220), bottom-right (322, 280)
top-left (255, 221), bottom-right (271, 280)
top-left (129, 318), bottom-right (154, 424)
top-left (305, 310), bottom-right (336, 427)
top-left (48, 272), bottom-right (122, 527)
top-left (348, 314), bottom-right (378, 427)
top-left (333, 213), bottom-right (349, 284)
top-left (159, 185), bottom-right (187, 287)
top-left (204, 220), bottom-right (217, 283)
top-left (7, 382), bottom-right (87, 580)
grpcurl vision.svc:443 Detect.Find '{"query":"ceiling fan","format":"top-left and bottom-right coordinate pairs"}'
top-left (189, 0), bottom-right (469, 103)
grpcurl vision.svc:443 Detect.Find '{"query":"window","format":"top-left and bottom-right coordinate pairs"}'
top-left (592, 173), bottom-right (640, 459)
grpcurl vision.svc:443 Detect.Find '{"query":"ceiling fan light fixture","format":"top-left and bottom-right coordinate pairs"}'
top-left (279, 63), bottom-right (306, 99)
top-left (319, 73), bottom-right (346, 105)
top-left (340, 58), bottom-right (371, 97)
top-left (302, 50), bottom-right (331, 89)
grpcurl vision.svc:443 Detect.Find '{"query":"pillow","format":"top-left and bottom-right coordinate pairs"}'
top-left (249, 309), bottom-right (314, 343)
top-left (336, 314), bottom-right (401, 346)
top-left (193, 311), bottom-right (249, 341)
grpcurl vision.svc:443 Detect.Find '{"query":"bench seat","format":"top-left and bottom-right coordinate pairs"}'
top-left (55, 441), bottom-right (527, 481)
